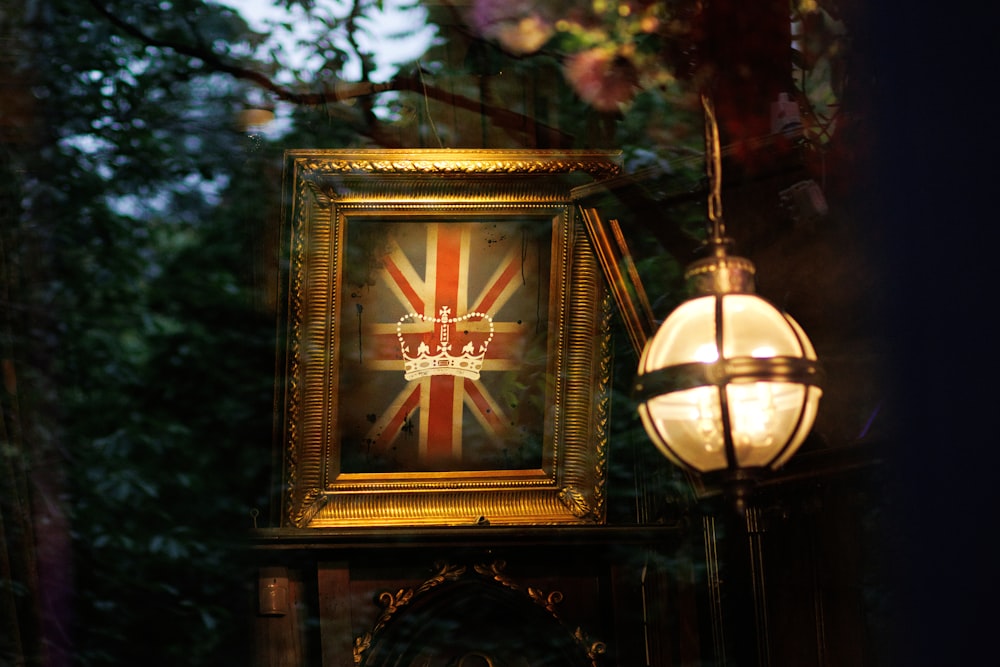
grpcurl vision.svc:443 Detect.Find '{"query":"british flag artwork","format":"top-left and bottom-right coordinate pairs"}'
top-left (338, 218), bottom-right (552, 473)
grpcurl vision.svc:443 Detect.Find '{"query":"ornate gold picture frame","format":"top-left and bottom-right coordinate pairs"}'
top-left (276, 150), bottom-right (621, 527)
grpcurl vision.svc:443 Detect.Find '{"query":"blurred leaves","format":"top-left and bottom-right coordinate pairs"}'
top-left (18, 1), bottom-right (280, 664)
top-left (7, 0), bottom-right (714, 664)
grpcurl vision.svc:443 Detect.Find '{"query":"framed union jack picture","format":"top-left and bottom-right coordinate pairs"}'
top-left (276, 149), bottom-right (622, 527)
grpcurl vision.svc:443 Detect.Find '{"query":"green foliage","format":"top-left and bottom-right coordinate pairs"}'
top-left (10, 0), bottom-right (710, 663)
top-left (19, 1), bottom-right (280, 664)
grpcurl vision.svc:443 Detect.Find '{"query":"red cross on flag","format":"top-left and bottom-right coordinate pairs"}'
top-left (338, 219), bottom-right (551, 473)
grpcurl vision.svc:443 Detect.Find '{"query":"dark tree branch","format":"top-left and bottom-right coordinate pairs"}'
top-left (84, 0), bottom-right (574, 145)
top-left (343, 0), bottom-right (375, 124)
top-left (85, 0), bottom-right (321, 105)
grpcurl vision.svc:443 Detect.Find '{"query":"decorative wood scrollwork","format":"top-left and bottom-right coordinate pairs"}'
top-left (355, 559), bottom-right (605, 667)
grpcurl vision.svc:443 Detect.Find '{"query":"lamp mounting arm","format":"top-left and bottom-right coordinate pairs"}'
top-left (702, 93), bottom-right (727, 247)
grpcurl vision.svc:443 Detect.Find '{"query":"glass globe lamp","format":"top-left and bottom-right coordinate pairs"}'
top-left (634, 248), bottom-right (823, 498)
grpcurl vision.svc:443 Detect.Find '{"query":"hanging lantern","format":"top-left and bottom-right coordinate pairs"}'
top-left (633, 95), bottom-right (823, 502)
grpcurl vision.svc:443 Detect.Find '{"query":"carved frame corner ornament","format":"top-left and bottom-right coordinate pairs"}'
top-left (353, 560), bottom-right (606, 667)
top-left (276, 149), bottom-right (620, 528)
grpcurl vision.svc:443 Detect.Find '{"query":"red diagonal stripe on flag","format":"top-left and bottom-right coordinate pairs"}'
top-left (383, 255), bottom-right (424, 315)
top-left (463, 378), bottom-right (508, 435)
top-left (472, 252), bottom-right (523, 315)
top-left (372, 382), bottom-right (421, 450)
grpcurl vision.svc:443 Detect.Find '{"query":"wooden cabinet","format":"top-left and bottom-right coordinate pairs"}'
top-left (252, 527), bottom-right (705, 667)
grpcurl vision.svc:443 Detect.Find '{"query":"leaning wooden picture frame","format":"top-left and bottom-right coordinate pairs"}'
top-left (276, 149), bottom-right (621, 527)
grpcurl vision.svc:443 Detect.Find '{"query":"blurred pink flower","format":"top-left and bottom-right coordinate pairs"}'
top-left (564, 49), bottom-right (640, 112)
top-left (495, 15), bottom-right (554, 55)
top-left (468, 0), bottom-right (554, 55)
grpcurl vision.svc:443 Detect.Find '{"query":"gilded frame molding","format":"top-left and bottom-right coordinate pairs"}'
top-left (276, 149), bottom-right (620, 528)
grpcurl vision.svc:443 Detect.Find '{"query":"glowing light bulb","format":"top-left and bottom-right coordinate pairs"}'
top-left (694, 343), bottom-right (720, 363)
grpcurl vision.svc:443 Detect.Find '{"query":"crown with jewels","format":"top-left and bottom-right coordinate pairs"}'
top-left (396, 306), bottom-right (495, 381)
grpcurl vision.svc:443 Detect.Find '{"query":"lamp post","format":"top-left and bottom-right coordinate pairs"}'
top-left (633, 94), bottom-right (823, 512)
top-left (633, 95), bottom-right (824, 666)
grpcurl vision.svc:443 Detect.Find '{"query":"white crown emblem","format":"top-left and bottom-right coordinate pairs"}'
top-left (396, 306), bottom-right (494, 381)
